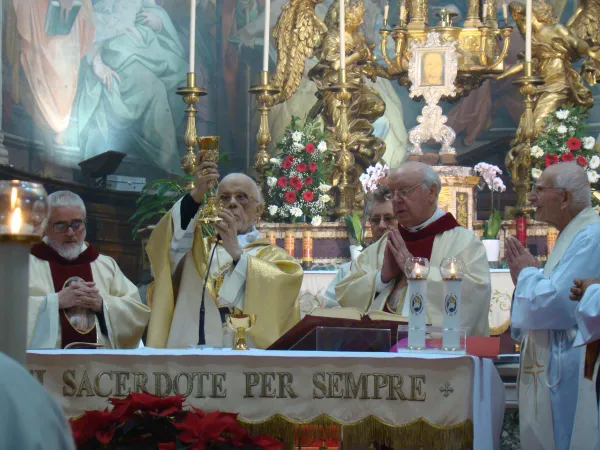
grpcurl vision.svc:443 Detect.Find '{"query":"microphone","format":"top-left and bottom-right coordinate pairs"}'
top-left (198, 233), bottom-right (221, 346)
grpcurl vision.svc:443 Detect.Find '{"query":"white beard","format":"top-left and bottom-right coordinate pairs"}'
top-left (47, 240), bottom-right (83, 261)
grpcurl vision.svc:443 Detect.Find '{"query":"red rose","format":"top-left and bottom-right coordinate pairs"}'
top-left (284, 191), bottom-right (297, 203)
top-left (304, 176), bottom-right (313, 186)
top-left (297, 163), bottom-right (307, 173)
top-left (305, 143), bottom-right (316, 154)
top-left (577, 155), bottom-right (588, 167)
top-left (567, 137), bottom-right (582, 151)
top-left (308, 162), bottom-right (318, 172)
top-left (562, 152), bottom-right (574, 162)
top-left (277, 177), bottom-right (288, 188)
top-left (282, 155), bottom-right (294, 169)
top-left (545, 154), bottom-right (559, 167)
top-left (302, 190), bottom-right (315, 202)
top-left (290, 176), bottom-right (303, 190)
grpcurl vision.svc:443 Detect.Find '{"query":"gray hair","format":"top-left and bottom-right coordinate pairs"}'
top-left (218, 173), bottom-right (264, 204)
top-left (48, 191), bottom-right (86, 217)
top-left (550, 162), bottom-right (591, 209)
top-left (367, 185), bottom-right (392, 214)
top-left (421, 165), bottom-right (442, 202)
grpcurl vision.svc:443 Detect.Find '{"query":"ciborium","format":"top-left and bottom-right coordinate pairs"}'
top-left (195, 136), bottom-right (222, 224)
top-left (226, 314), bottom-right (257, 351)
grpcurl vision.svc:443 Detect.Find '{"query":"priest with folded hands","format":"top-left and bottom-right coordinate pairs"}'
top-left (28, 191), bottom-right (151, 349)
top-left (335, 162), bottom-right (491, 335)
top-left (146, 160), bottom-right (303, 349)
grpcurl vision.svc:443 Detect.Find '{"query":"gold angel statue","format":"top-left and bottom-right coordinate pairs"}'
top-left (271, 0), bottom-right (387, 187)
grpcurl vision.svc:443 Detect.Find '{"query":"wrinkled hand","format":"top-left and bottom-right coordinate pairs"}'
top-left (570, 278), bottom-right (600, 301)
top-left (92, 55), bottom-right (121, 93)
top-left (138, 11), bottom-right (163, 32)
top-left (190, 160), bottom-right (219, 203)
top-left (58, 282), bottom-right (103, 313)
top-left (381, 230), bottom-right (412, 283)
top-left (505, 236), bottom-right (539, 285)
top-left (214, 209), bottom-right (243, 262)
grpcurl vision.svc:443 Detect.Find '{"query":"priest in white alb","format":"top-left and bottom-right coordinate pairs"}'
top-left (335, 162), bottom-right (491, 334)
top-left (28, 191), bottom-right (150, 349)
top-left (507, 162), bottom-right (600, 450)
top-left (145, 161), bottom-right (303, 349)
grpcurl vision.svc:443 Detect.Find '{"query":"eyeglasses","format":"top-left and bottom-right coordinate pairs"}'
top-left (52, 220), bottom-right (87, 233)
top-left (369, 215), bottom-right (397, 225)
top-left (218, 192), bottom-right (257, 205)
top-left (388, 182), bottom-right (425, 199)
top-left (530, 185), bottom-right (566, 196)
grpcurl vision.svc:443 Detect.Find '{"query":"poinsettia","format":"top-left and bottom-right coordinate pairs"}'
top-left (264, 116), bottom-right (333, 224)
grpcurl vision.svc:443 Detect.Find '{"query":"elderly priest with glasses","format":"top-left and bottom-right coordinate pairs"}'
top-left (335, 162), bottom-right (491, 334)
top-left (28, 191), bottom-right (151, 349)
top-left (145, 159), bottom-right (303, 349)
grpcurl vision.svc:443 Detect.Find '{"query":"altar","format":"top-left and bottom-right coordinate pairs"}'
top-left (27, 348), bottom-right (506, 449)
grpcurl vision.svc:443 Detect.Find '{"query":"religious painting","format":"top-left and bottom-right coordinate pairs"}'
top-left (419, 50), bottom-right (446, 87)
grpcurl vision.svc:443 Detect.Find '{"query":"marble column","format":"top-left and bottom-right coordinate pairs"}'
top-left (0, 3), bottom-right (9, 165)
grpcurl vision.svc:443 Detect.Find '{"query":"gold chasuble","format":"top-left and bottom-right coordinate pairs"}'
top-left (146, 209), bottom-right (303, 349)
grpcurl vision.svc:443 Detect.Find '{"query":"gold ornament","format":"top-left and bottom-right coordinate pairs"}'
top-left (195, 136), bottom-right (223, 224)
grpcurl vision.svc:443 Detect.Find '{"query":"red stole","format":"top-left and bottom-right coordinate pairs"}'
top-left (399, 213), bottom-right (461, 260)
top-left (30, 242), bottom-right (101, 348)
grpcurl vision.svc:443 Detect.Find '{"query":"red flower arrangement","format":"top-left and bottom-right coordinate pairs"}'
top-left (302, 190), bottom-right (315, 202)
top-left (545, 154), bottom-right (559, 167)
top-left (568, 137), bottom-right (582, 151)
top-left (70, 393), bottom-right (282, 450)
top-left (562, 151), bottom-right (574, 162)
top-left (305, 143), bottom-right (315, 154)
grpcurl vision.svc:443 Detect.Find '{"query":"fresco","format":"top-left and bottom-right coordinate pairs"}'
top-left (1, 0), bottom-right (599, 182)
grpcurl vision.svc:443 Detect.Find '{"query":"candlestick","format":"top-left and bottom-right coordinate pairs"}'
top-left (440, 257), bottom-right (465, 351)
top-left (0, 181), bottom-right (47, 365)
top-left (383, 2), bottom-right (390, 27)
top-left (340, 0), bottom-right (346, 70)
top-left (302, 230), bottom-right (313, 270)
top-left (189, 0), bottom-right (196, 73)
top-left (284, 231), bottom-right (295, 257)
top-left (400, 3), bottom-right (406, 25)
top-left (502, 1), bottom-right (508, 22)
top-left (525, 0), bottom-right (532, 62)
top-left (263, 0), bottom-right (271, 71)
top-left (482, 3), bottom-right (488, 20)
top-left (405, 257), bottom-right (430, 350)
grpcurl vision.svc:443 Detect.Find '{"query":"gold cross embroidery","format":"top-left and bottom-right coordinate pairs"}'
top-left (522, 342), bottom-right (545, 419)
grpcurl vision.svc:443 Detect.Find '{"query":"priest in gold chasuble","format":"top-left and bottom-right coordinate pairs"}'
top-left (28, 191), bottom-right (150, 349)
top-left (146, 168), bottom-right (303, 349)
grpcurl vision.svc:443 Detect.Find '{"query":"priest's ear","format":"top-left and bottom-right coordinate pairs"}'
top-left (428, 182), bottom-right (439, 204)
top-left (560, 188), bottom-right (574, 210)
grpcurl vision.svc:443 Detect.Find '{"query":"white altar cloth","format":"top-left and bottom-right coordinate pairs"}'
top-left (27, 349), bottom-right (505, 449)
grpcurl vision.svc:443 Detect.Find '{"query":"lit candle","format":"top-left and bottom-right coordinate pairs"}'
top-left (11, 208), bottom-right (21, 234)
top-left (263, 0), bottom-right (271, 72)
top-left (405, 258), bottom-right (429, 350)
top-left (502, 1), bottom-right (508, 22)
top-left (340, 0), bottom-right (346, 70)
top-left (383, 2), bottom-right (390, 27)
top-left (415, 262), bottom-right (422, 279)
top-left (525, 0), bottom-right (532, 62)
top-left (189, 0), bottom-right (196, 73)
top-left (441, 258), bottom-right (463, 351)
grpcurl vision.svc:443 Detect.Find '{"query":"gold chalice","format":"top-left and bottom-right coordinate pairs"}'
top-left (225, 314), bottom-right (257, 350)
top-left (196, 136), bottom-right (222, 223)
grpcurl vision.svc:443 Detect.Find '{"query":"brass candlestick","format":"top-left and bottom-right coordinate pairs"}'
top-left (176, 73), bottom-right (207, 190)
top-left (327, 69), bottom-right (359, 216)
top-left (196, 136), bottom-right (222, 224)
top-left (249, 71), bottom-right (280, 191)
top-left (507, 61), bottom-right (543, 208)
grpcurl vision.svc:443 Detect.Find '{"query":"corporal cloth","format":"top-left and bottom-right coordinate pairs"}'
top-left (335, 213), bottom-right (491, 335)
top-left (28, 242), bottom-right (150, 349)
top-left (145, 198), bottom-right (303, 349)
top-left (512, 208), bottom-right (600, 449)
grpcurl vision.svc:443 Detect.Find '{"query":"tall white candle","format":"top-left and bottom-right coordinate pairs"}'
top-left (442, 277), bottom-right (462, 350)
top-left (383, 2), bottom-right (390, 26)
top-left (263, 0), bottom-right (271, 72)
top-left (482, 3), bottom-right (488, 20)
top-left (340, 0), bottom-right (346, 70)
top-left (407, 277), bottom-right (427, 349)
top-left (189, 0), bottom-right (196, 73)
top-left (525, 0), bottom-right (532, 62)
top-left (502, 2), bottom-right (508, 22)
top-left (400, 2), bottom-right (406, 24)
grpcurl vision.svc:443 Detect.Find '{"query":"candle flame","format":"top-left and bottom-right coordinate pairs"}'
top-left (10, 187), bottom-right (17, 210)
top-left (415, 263), bottom-right (421, 276)
top-left (11, 207), bottom-right (22, 234)
top-left (451, 261), bottom-right (455, 275)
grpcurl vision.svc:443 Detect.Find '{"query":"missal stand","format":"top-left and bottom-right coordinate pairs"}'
top-left (268, 315), bottom-right (408, 352)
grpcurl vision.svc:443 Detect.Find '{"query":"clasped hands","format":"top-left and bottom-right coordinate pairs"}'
top-left (58, 282), bottom-right (103, 313)
top-left (381, 230), bottom-right (413, 284)
top-left (505, 236), bottom-right (540, 285)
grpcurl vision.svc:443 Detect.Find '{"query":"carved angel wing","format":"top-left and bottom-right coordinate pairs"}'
top-left (567, 0), bottom-right (600, 45)
top-left (271, 0), bottom-right (328, 104)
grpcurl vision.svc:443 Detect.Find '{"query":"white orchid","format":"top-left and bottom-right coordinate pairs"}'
top-left (267, 177), bottom-right (277, 187)
top-left (590, 155), bottom-right (600, 170)
top-left (317, 141), bottom-right (327, 152)
top-left (268, 205), bottom-right (278, 215)
top-left (531, 168), bottom-right (543, 179)
top-left (318, 184), bottom-right (332, 193)
top-left (588, 170), bottom-right (600, 184)
top-left (291, 131), bottom-right (303, 142)
top-left (530, 145), bottom-right (544, 158)
top-left (556, 110), bottom-right (570, 120)
top-left (492, 177), bottom-right (506, 193)
top-left (557, 125), bottom-right (568, 134)
top-left (311, 216), bottom-right (322, 226)
top-left (583, 137), bottom-right (596, 150)
top-left (474, 162), bottom-right (502, 189)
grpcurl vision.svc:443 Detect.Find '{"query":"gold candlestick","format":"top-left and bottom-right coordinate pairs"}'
top-left (327, 69), bottom-right (359, 216)
top-left (196, 136), bottom-right (222, 224)
top-left (249, 71), bottom-right (280, 191)
top-left (176, 73), bottom-right (207, 190)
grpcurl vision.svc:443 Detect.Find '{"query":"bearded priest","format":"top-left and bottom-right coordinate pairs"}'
top-left (28, 191), bottom-right (151, 349)
top-left (335, 162), bottom-right (491, 335)
top-left (145, 161), bottom-right (303, 349)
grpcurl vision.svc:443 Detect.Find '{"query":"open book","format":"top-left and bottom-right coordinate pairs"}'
top-left (309, 307), bottom-right (408, 323)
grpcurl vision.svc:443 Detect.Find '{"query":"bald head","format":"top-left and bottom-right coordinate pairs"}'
top-left (218, 173), bottom-right (263, 204)
top-left (545, 162), bottom-right (591, 209)
top-left (389, 162), bottom-right (442, 201)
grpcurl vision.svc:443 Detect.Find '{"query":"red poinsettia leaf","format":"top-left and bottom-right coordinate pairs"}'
top-left (96, 426), bottom-right (116, 444)
top-left (158, 443), bottom-right (177, 450)
top-left (71, 408), bottom-right (116, 447)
